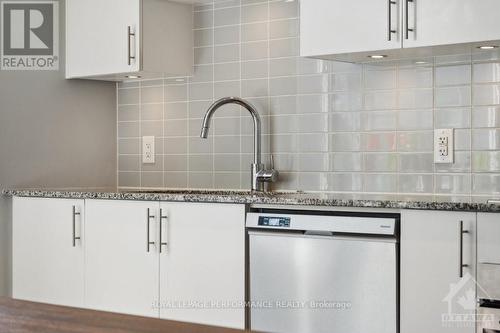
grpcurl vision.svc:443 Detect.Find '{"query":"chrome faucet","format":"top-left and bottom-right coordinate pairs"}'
top-left (200, 97), bottom-right (279, 192)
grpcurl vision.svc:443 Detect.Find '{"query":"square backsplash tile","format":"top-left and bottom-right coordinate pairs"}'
top-left (116, 0), bottom-right (500, 198)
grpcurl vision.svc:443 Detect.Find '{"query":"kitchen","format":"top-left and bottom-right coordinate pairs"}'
top-left (1, 0), bottom-right (500, 332)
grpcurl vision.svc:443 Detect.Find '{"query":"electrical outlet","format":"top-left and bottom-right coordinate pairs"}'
top-left (434, 129), bottom-right (454, 164)
top-left (142, 136), bottom-right (155, 164)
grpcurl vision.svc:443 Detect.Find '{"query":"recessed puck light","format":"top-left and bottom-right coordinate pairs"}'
top-left (368, 55), bottom-right (388, 59)
top-left (477, 45), bottom-right (498, 50)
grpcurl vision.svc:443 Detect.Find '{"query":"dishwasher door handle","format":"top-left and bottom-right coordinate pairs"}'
top-left (248, 230), bottom-right (397, 243)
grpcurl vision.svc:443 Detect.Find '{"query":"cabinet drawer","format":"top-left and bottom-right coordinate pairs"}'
top-left (478, 214), bottom-right (500, 264)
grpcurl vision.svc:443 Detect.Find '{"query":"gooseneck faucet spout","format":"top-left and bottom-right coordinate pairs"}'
top-left (200, 97), bottom-right (261, 166)
top-left (200, 97), bottom-right (278, 192)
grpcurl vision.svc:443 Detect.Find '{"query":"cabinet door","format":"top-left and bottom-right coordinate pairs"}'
top-left (85, 200), bottom-right (159, 317)
top-left (300, 0), bottom-right (402, 57)
top-left (403, 0), bottom-right (500, 48)
top-left (12, 197), bottom-right (84, 307)
top-left (401, 210), bottom-right (476, 333)
top-left (159, 202), bottom-right (245, 329)
top-left (66, 0), bottom-right (140, 78)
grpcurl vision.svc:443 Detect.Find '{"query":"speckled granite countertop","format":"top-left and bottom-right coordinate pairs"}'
top-left (3, 188), bottom-right (500, 212)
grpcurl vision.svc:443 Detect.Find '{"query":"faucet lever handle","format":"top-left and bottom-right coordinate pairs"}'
top-left (256, 155), bottom-right (279, 185)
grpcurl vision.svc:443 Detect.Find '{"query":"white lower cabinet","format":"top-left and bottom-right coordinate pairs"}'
top-left (18, 197), bottom-right (484, 331)
top-left (84, 200), bottom-right (160, 317)
top-left (12, 197), bottom-right (85, 308)
top-left (84, 199), bottom-right (245, 328)
top-left (401, 210), bottom-right (476, 333)
top-left (159, 202), bottom-right (245, 328)
top-left (12, 197), bottom-right (245, 328)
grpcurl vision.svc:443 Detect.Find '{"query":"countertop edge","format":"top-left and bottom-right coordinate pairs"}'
top-left (3, 189), bottom-right (499, 213)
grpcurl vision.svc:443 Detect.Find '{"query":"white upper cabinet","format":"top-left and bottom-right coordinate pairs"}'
top-left (300, 0), bottom-right (403, 59)
top-left (403, 0), bottom-right (500, 48)
top-left (66, 0), bottom-right (193, 81)
top-left (301, 0), bottom-right (500, 62)
top-left (66, 0), bottom-right (141, 78)
top-left (12, 197), bottom-right (85, 308)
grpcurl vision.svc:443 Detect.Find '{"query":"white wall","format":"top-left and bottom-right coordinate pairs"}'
top-left (0, 0), bottom-right (116, 296)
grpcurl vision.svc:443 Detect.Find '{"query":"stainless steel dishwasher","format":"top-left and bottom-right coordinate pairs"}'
top-left (247, 209), bottom-right (400, 333)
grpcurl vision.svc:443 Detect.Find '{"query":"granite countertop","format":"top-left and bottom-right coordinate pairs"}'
top-left (3, 188), bottom-right (500, 212)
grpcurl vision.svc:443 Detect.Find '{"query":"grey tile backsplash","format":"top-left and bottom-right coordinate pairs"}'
top-left (117, 0), bottom-right (500, 200)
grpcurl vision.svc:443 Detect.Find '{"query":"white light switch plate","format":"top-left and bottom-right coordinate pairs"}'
top-left (142, 136), bottom-right (155, 164)
top-left (434, 129), bottom-right (454, 164)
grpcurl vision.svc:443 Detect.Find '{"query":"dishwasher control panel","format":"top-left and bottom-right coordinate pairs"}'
top-left (258, 216), bottom-right (291, 228)
top-left (247, 212), bottom-right (398, 236)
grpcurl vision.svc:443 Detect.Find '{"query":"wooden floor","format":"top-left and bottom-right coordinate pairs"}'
top-left (0, 298), bottom-right (253, 333)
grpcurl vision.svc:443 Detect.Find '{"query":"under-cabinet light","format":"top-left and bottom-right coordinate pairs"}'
top-left (477, 45), bottom-right (498, 50)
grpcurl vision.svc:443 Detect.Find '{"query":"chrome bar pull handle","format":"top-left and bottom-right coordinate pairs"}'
top-left (127, 26), bottom-right (136, 66)
top-left (146, 208), bottom-right (155, 252)
top-left (72, 205), bottom-right (81, 247)
top-left (405, 0), bottom-right (414, 39)
top-left (159, 209), bottom-right (168, 253)
top-left (459, 220), bottom-right (469, 278)
top-left (388, 0), bottom-right (397, 41)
